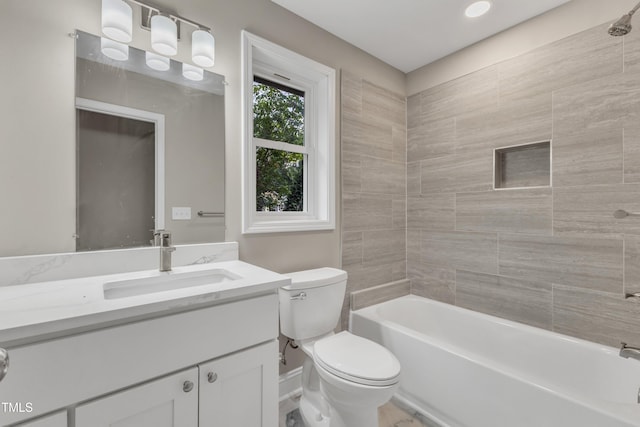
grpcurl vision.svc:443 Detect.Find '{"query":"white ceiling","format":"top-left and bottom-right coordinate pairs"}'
top-left (272, 0), bottom-right (571, 73)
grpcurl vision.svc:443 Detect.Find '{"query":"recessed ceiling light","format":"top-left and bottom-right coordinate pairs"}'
top-left (465, 1), bottom-right (492, 18)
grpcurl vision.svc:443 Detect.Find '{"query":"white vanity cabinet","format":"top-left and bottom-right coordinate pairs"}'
top-left (75, 368), bottom-right (199, 427)
top-left (199, 340), bottom-right (277, 426)
top-left (0, 293), bottom-right (279, 426)
top-left (14, 412), bottom-right (67, 427)
top-left (73, 340), bottom-right (277, 427)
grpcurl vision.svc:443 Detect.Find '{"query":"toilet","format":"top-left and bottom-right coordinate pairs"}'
top-left (279, 268), bottom-right (401, 427)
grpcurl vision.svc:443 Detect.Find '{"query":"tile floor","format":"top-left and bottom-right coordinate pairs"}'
top-left (280, 394), bottom-right (438, 427)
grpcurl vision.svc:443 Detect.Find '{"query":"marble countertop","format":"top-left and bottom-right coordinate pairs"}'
top-left (0, 260), bottom-right (289, 346)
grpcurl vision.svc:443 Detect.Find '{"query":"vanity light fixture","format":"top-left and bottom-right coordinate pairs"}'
top-left (145, 51), bottom-right (170, 71)
top-left (100, 0), bottom-right (216, 71)
top-left (151, 14), bottom-right (178, 56)
top-left (101, 0), bottom-right (133, 43)
top-left (182, 63), bottom-right (204, 81)
top-left (101, 37), bottom-right (129, 61)
top-left (465, 1), bottom-right (492, 18)
top-left (192, 29), bottom-right (215, 67)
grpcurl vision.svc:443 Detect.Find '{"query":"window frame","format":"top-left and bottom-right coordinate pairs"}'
top-left (241, 31), bottom-right (336, 234)
top-left (252, 75), bottom-right (310, 214)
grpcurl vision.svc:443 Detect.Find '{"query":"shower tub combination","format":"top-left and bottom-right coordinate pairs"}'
top-left (351, 295), bottom-right (640, 427)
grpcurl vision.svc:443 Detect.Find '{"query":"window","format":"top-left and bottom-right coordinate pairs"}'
top-left (253, 77), bottom-right (306, 212)
top-left (241, 31), bottom-right (335, 233)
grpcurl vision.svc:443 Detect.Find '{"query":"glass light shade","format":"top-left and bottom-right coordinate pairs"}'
top-left (191, 30), bottom-right (215, 68)
top-left (101, 37), bottom-right (129, 61)
top-left (101, 0), bottom-right (133, 43)
top-left (465, 1), bottom-right (491, 18)
top-left (182, 63), bottom-right (204, 81)
top-left (151, 14), bottom-right (178, 56)
top-left (145, 51), bottom-right (170, 71)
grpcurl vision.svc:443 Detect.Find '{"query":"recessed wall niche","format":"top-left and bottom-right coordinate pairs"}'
top-left (494, 141), bottom-right (551, 189)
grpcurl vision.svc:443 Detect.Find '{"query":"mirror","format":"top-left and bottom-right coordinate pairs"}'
top-left (74, 31), bottom-right (225, 251)
top-left (0, 20), bottom-right (226, 257)
top-left (75, 31), bottom-right (225, 251)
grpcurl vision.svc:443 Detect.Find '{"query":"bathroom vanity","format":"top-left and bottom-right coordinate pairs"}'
top-left (0, 2), bottom-right (280, 424)
top-left (0, 243), bottom-right (286, 427)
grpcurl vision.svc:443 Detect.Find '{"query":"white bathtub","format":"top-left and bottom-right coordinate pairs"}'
top-left (351, 295), bottom-right (640, 427)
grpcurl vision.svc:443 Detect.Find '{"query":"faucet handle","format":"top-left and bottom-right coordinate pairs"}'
top-left (0, 348), bottom-right (8, 383)
top-left (152, 229), bottom-right (172, 246)
top-left (152, 229), bottom-right (163, 245)
top-left (161, 230), bottom-right (172, 246)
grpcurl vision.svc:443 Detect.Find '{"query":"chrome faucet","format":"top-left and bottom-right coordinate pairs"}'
top-left (153, 229), bottom-right (175, 272)
top-left (620, 342), bottom-right (640, 361)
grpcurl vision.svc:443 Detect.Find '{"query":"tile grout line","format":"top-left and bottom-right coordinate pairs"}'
top-left (623, 236), bottom-right (626, 297)
top-left (405, 96), bottom-right (408, 285)
top-left (551, 283), bottom-right (555, 333)
top-left (551, 88), bottom-right (555, 239)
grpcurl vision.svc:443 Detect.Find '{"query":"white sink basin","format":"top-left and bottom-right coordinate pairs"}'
top-left (103, 269), bottom-right (241, 300)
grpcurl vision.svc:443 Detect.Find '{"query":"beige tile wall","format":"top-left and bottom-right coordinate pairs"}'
top-left (341, 71), bottom-right (407, 328)
top-left (406, 22), bottom-right (640, 347)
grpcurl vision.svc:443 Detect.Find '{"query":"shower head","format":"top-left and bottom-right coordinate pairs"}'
top-left (609, 1), bottom-right (640, 36)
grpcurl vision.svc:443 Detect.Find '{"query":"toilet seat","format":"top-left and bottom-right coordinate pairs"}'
top-left (313, 332), bottom-right (400, 387)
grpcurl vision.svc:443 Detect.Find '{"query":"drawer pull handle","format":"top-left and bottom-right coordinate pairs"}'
top-left (0, 348), bottom-right (7, 383)
top-left (183, 380), bottom-right (194, 393)
top-left (207, 372), bottom-right (218, 383)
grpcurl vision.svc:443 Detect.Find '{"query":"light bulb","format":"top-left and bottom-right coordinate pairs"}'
top-left (145, 51), bottom-right (170, 71)
top-left (192, 30), bottom-right (215, 68)
top-left (101, 0), bottom-right (133, 43)
top-left (101, 37), bottom-right (129, 61)
top-left (151, 14), bottom-right (178, 56)
top-left (465, 1), bottom-right (491, 18)
top-left (182, 63), bottom-right (204, 81)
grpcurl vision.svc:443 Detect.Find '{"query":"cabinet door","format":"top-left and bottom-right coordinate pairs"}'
top-left (199, 340), bottom-right (278, 427)
top-left (15, 411), bottom-right (67, 427)
top-left (75, 367), bottom-right (198, 427)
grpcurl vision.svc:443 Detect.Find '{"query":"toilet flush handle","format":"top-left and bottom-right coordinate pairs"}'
top-left (290, 292), bottom-right (307, 301)
top-left (0, 348), bottom-right (8, 382)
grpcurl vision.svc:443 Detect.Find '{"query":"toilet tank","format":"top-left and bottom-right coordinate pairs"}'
top-left (279, 268), bottom-right (347, 341)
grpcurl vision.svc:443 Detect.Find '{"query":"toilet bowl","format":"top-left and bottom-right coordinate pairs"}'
top-left (279, 268), bottom-right (401, 427)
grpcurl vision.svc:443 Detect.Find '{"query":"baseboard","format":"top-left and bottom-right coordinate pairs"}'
top-left (279, 366), bottom-right (302, 402)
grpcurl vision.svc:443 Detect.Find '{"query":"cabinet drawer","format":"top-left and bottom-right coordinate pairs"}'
top-left (0, 293), bottom-right (277, 424)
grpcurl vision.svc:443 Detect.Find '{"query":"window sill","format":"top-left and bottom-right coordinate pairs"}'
top-left (243, 217), bottom-right (335, 234)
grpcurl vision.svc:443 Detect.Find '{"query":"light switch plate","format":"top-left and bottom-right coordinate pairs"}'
top-left (172, 207), bottom-right (192, 220)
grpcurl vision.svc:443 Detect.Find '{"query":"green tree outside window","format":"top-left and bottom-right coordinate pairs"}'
top-left (253, 78), bottom-right (305, 212)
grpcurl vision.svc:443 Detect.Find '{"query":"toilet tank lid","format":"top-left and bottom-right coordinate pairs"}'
top-left (282, 267), bottom-right (347, 290)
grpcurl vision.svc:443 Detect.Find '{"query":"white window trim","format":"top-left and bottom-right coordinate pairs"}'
top-left (241, 31), bottom-right (335, 234)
